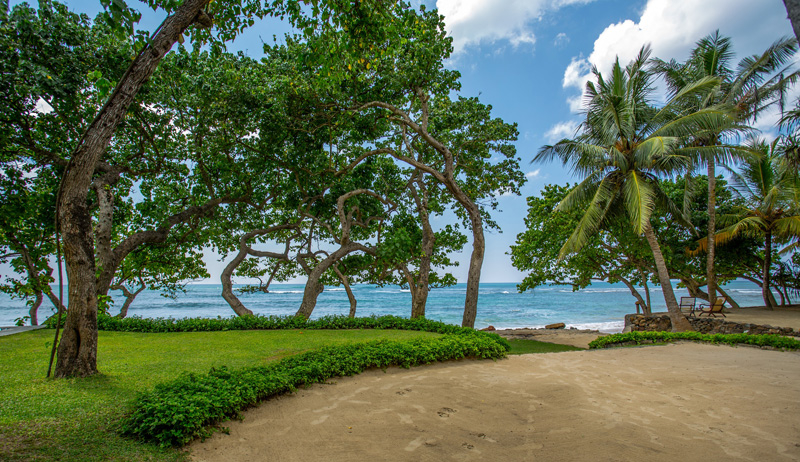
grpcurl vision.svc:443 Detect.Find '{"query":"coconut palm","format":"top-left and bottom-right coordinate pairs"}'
top-left (715, 137), bottom-right (800, 309)
top-left (535, 46), bottom-right (732, 332)
top-left (654, 32), bottom-right (798, 304)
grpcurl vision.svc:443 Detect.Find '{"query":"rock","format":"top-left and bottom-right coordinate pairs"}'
top-left (480, 325), bottom-right (496, 331)
top-left (545, 322), bottom-right (566, 330)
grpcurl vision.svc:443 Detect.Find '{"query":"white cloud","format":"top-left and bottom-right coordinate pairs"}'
top-left (526, 169), bottom-right (542, 178)
top-left (562, 0), bottom-right (794, 112)
top-left (554, 32), bottom-right (569, 48)
top-left (545, 120), bottom-right (580, 142)
top-left (436, 0), bottom-right (596, 55)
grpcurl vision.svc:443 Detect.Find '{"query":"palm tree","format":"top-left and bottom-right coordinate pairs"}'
top-left (715, 137), bottom-right (800, 309)
top-left (654, 32), bottom-right (798, 305)
top-left (535, 46), bottom-right (731, 332)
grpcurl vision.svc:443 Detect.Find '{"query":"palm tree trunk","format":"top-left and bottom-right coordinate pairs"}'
top-left (706, 160), bottom-right (717, 304)
top-left (763, 231), bottom-right (775, 310)
top-left (643, 223), bottom-right (693, 332)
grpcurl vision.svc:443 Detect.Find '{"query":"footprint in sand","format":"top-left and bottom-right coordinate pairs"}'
top-left (396, 388), bottom-right (412, 396)
top-left (437, 407), bottom-right (457, 418)
top-left (405, 436), bottom-right (425, 452)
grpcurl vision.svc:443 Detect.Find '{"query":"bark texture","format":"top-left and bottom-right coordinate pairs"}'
top-left (643, 223), bottom-right (693, 332)
top-left (461, 204), bottom-right (484, 328)
top-left (333, 266), bottom-right (357, 318)
top-left (55, 0), bottom-right (212, 378)
top-left (407, 177), bottom-right (435, 319)
top-left (296, 243), bottom-right (364, 319)
top-left (785, 0), bottom-right (800, 44)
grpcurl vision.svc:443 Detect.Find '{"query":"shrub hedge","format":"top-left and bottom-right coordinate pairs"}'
top-left (105, 315), bottom-right (509, 447)
top-left (45, 313), bottom-right (487, 335)
top-left (589, 331), bottom-right (800, 350)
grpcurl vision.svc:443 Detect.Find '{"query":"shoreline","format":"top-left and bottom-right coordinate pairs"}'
top-left (189, 343), bottom-right (800, 461)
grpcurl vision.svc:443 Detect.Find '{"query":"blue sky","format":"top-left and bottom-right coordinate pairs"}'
top-left (19, 0), bottom-right (798, 284)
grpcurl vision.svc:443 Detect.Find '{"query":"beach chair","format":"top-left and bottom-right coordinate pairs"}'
top-left (696, 298), bottom-right (726, 318)
top-left (679, 297), bottom-right (697, 318)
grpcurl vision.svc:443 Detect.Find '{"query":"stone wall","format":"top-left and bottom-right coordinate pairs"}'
top-left (624, 314), bottom-right (800, 337)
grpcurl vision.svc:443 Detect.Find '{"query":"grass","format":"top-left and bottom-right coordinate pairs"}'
top-left (0, 328), bottom-right (437, 462)
top-left (506, 338), bottom-right (583, 354)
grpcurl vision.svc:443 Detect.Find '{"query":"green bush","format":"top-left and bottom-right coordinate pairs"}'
top-left (43, 313), bottom-right (489, 337)
top-left (121, 332), bottom-right (508, 447)
top-left (589, 331), bottom-right (800, 350)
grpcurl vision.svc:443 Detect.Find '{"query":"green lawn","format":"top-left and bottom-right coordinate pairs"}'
top-left (0, 328), bottom-right (437, 462)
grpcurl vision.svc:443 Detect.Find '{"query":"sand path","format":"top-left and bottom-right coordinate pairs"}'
top-left (189, 343), bottom-right (800, 461)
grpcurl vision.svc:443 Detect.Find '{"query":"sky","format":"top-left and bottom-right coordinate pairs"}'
top-left (14, 0), bottom-right (797, 285)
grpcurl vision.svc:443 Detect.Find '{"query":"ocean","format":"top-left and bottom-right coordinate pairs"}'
top-left (0, 280), bottom-right (771, 331)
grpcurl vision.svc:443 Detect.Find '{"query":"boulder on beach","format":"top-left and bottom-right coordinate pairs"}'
top-left (545, 322), bottom-right (566, 329)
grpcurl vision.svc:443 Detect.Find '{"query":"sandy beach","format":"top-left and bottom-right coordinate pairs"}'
top-left (190, 339), bottom-right (800, 461)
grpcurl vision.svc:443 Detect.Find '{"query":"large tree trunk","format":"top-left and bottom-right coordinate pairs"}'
top-left (784, 0), bottom-right (800, 44)
top-left (716, 285), bottom-right (740, 309)
top-left (296, 270), bottom-right (325, 319)
top-left (763, 231), bottom-right (775, 310)
top-left (643, 223), bottom-right (693, 332)
top-left (410, 197), bottom-right (435, 319)
top-left (333, 266), bottom-right (357, 318)
top-left (94, 179), bottom-right (116, 297)
top-left (461, 202), bottom-right (484, 328)
top-left (29, 291), bottom-right (43, 326)
top-left (706, 160), bottom-right (717, 304)
top-left (219, 225), bottom-right (299, 317)
top-left (221, 252), bottom-right (256, 317)
top-left (54, 0), bottom-right (212, 378)
top-left (682, 277), bottom-right (709, 302)
top-left (296, 244), bottom-right (362, 319)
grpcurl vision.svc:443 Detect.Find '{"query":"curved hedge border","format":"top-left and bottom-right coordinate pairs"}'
top-left (45, 313), bottom-right (487, 336)
top-left (121, 332), bottom-right (508, 447)
top-left (589, 331), bottom-right (800, 350)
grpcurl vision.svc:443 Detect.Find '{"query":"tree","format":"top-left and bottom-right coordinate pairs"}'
top-left (654, 175), bottom-right (760, 307)
top-left (0, 166), bottom-right (64, 325)
top-left (372, 170), bottom-right (465, 318)
top-left (511, 184), bottom-right (659, 313)
top-left (110, 239), bottom-right (209, 318)
top-left (713, 137), bottom-right (800, 309)
top-left (534, 46), bottom-right (734, 332)
top-left (257, 6), bottom-right (524, 327)
top-left (654, 32), bottom-right (798, 305)
top-left (35, 0), bottom-right (402, 377)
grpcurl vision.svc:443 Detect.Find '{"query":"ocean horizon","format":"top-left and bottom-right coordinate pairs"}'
top-left (0, 280), bottom-right (774, 331)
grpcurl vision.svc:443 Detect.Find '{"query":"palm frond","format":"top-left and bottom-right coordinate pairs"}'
top-left (715, 216), bottom-right (768, 245)
top-left (558, 178), bottom-right (618, 259)
top-left (622, 170), bottom-right (655, 233)
top-left (554, 171), bottom-right (605, 213)
top-left (773, 215), bottom-right (800, 240)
